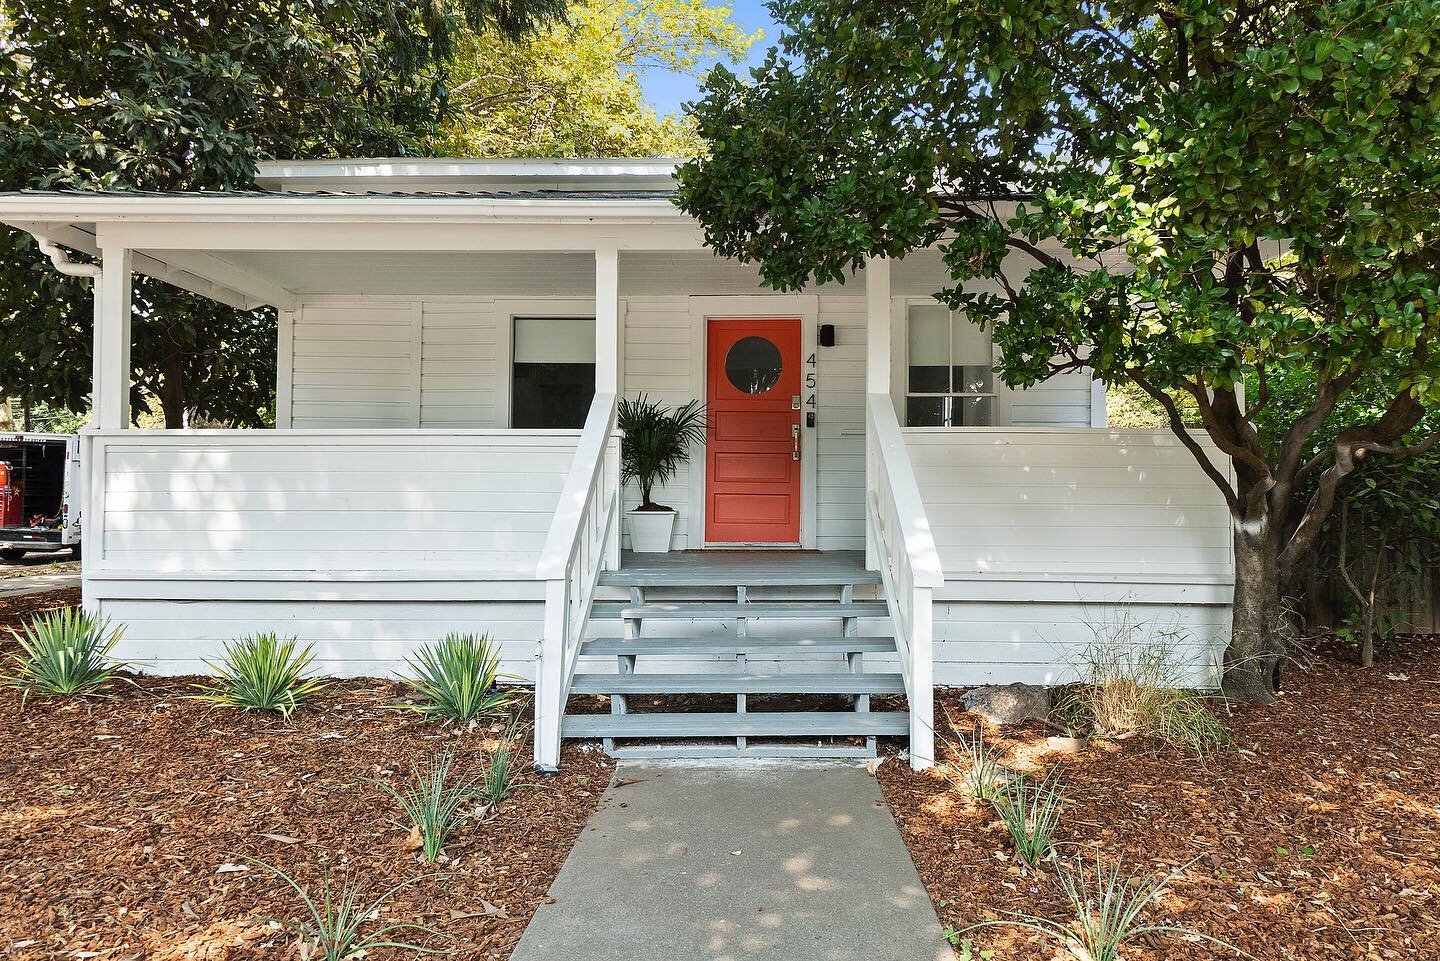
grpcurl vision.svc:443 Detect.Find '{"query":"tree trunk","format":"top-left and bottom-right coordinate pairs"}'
top-left (1223, 520), bottom-right (1286, 703)
top-left (159, 353), bottom-right (186, 429)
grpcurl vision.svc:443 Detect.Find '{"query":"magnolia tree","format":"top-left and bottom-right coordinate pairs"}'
top-left (677, 0), bottom-right (1440, 701)
top-left (0, 0), bottom-right (565, 426)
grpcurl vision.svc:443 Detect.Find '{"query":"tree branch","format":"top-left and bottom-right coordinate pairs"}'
top-left (1129, 371), bottom-right (1239, 510)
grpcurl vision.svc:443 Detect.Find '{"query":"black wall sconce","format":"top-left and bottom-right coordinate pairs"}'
top-left (818, 324), bottom-right (836, 347)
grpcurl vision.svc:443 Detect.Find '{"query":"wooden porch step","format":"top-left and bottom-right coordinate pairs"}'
top-left (581, 635), bottom-right (897, 656)
top-left (569, 672), bottom-right (906, 695)
top-left (562, 710), bottom-right (910, 739)
top-left (592, 601), bottom-right (890, 621)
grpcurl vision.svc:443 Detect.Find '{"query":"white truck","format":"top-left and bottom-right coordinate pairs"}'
top-left (0, 433), bottom-right (81, 561)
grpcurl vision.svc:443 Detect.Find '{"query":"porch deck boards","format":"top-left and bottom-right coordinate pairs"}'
top-left (600, 548), bottom-right (879, 587)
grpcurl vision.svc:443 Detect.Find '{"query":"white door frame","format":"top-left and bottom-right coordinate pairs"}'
top-left (686, 295), bottom-right (819, 549)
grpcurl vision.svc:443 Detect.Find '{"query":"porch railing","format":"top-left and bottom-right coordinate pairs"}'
top-left (533, 393), bottom-right (621, 772)
top-left (865, 394), bottom-right (943, 769)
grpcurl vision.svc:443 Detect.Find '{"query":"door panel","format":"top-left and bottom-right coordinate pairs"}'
top-left (706, 318), bottom-right (802, 544)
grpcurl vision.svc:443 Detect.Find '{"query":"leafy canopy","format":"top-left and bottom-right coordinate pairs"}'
top-left (678, 0), bottom-right (1440, 698)
top-left (0, 0), bottom-right (566, 425)
top-left (436, 0), bottom-right (759, 158)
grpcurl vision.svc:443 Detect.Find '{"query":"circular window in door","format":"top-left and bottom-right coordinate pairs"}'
top-left (725, 336), bottom-right (783, 394)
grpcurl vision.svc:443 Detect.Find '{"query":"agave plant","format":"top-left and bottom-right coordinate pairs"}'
top-left (397, 633), bottom-right (518, 725)
top-left (1, 608), bottom-right (125, 703)
top-left (191, 634), bottom-right (328, 718)
top-left (961, 852), bottom-right (1242, 961)
top-left (246, 857), bottom-right (449, 959)
top-left (616, 394), bottom-right (706, 509)
top-left (366, 748), bottom-right (479, 864)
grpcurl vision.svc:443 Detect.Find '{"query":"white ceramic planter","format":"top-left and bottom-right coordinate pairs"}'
top-left (628, 509), bottom-right (677, 553)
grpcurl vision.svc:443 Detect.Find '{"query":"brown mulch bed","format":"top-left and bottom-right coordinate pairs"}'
top-left (879, 638), bottom-right (1440, 960)
top-left (0, 592), bottom-right (613, 960)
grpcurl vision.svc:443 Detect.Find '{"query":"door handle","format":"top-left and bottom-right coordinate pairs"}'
top-left (792, 424), bottom-right (801, 461)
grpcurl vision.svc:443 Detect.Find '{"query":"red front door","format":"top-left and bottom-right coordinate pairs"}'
top-left (706, 318), bottom-right (802, 544)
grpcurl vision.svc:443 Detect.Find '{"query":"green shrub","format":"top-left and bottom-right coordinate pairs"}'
top-left (191, 634), bottom-right (327, 718)
top-left (1, 608), bottom-right (125, 703)
top-left (961, 852), bottom-right (1239, 961)
top-left (367, 749), bottom-right (479, 864)
top-left (993, 767), bottom-right (1065, 866)
top-left (247, 857), bottom-right (448, 958)
top-left (397, 633), bottom-right (518, 725)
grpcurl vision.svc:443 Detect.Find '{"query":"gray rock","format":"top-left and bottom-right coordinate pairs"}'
top-left (961, 683), bottom-right (1052, 725)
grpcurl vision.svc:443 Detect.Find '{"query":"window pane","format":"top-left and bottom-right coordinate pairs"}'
top-left (950, 313), bottom-right (992, 367)
top-left (906, 396), bottom-right (947, 427)
top-left (512, 317), bottom-right (596, 428)
top-left (513, 363), bottom-right (596, 428)
top-left (725, 336), bottom-right (783, 394)
top-left (909, 365), bottom-right (950, 394)
top-left (908, 305), bottom-right (951, 392)
top-left (953, 364), bottom-right (994, 394)
top-left (952, 395), bottom-right (995, 426)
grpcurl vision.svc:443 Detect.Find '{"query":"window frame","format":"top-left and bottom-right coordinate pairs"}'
top-left (509, 313), bottom-right (598, 430)
top-left (898, 300), bottom-right (1006, 429)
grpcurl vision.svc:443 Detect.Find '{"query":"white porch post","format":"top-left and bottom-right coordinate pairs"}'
top-left (595, 246), bottom-right (621, 393)
top-left (865, 256), bottom-right (892, 570)
top-left (95, 246), bottom-right (133, 430)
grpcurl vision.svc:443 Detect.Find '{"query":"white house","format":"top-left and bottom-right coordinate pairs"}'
top-left (0, 159), bottom-right (1234, 770)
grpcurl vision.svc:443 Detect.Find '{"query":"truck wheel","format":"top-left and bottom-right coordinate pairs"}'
top-left (71, 543), bottom-right (82, 561)
top-left (0, 549), bottom-right (26, 562)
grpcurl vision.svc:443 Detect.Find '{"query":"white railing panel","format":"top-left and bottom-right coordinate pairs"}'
top-left (534, 393), bottom-right (620, 771)
top-left (866, 394), bottom-right (941, 770)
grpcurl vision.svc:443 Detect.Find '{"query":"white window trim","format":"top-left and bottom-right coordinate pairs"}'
top-left (889, 296), bottom-right (1014, 428)
top-left (496, 297), bottom-right (608, 428)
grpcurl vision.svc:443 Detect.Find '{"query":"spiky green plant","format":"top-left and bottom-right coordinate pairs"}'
top-left (397, 633), bottom-right (518, 725)
top-left (952, 730), bottom-right (1005, 801)
top-left (365, 749), bottom-right (479, 864)
top-left (616, 394), bottom-right (706, 509)
top-left (960, 852), bottom-right (1242, 961)
top-left (191, 634), bottom-right (328, 718)
top-left (246, 857), bottom-right (449, 959)
top-left (1, 608), bottom-right (125, 703)
top-left (993, 767), bottom-right (1065, 866)
top-left (475, 718), bottom-right (527, 810)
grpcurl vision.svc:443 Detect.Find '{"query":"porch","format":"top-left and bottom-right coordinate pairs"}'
top-left (0, 160), bottom-right (1234, 776)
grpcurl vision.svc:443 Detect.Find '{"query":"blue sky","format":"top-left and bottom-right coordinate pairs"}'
top-left (638, 0), bottom-right (781, 115)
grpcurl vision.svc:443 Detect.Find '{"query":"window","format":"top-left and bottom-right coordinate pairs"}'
top-left (512, 316), bottom-right (595, 428)
top-left (905, 304), bottom-right (998, 427)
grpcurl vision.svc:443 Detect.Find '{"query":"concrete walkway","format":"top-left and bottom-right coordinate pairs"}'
top-left (510, 761), bottom-right (951, 961)
top-left (0, 571), bottom-right (80, 598)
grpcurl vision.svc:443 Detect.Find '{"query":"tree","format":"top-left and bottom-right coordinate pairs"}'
top-left (0, 0), bottom-right (565, 426)
top-left (435, 0), bottom-right (759, 158)
top-left (677, 0), bottom-right (1440, 701)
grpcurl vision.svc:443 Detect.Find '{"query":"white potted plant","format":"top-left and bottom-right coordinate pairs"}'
top-left (618, 395), bottom-right (706, 554)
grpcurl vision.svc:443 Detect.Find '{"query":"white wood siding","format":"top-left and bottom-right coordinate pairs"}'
top-left (91, 432), bottom-right (577, 576)
top-left (420, 301), bottom-right (503, 428)
top-left (290, 303), bottom-right (420, 428)
top-left (92, 591), bottom-right (544, 679)
top-left (906, 429), bottom-right (1234, 687)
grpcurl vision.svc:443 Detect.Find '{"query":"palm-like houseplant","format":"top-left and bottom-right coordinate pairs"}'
top-left (617, 395), bottom-right (706, 553)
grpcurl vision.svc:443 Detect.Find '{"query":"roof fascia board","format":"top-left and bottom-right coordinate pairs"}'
top-left (253, 158), bottom-right (685, 192)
